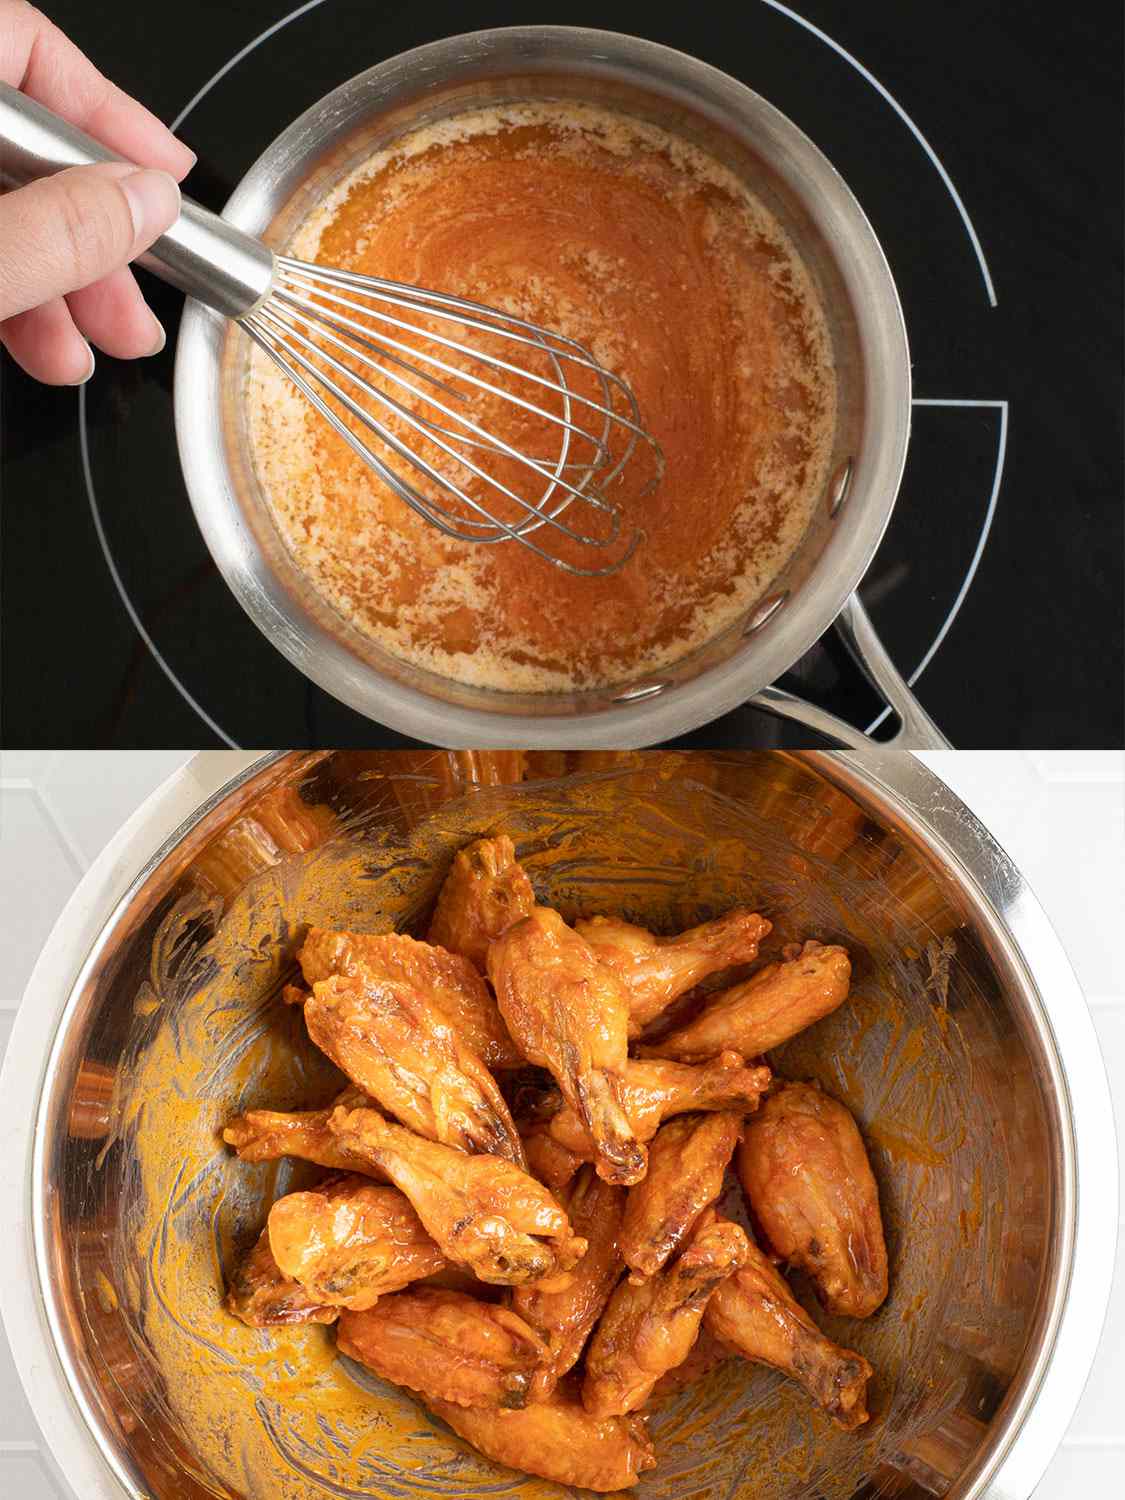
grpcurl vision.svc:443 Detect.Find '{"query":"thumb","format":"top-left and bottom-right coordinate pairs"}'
top-left (0, 160), bottom-right (180, 321)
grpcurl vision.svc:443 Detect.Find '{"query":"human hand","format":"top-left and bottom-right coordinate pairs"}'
top-left (0, 2), bottom-right (195, 384)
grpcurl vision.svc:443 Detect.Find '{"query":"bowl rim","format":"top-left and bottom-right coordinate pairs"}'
top-left (174, 24), bottom-right (911, 746)
top-left (0, 749), bottom-right (1116, 1500)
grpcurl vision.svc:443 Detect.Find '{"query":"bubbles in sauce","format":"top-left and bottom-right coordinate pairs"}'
top-left (248, 102), bottom-right (836, 691)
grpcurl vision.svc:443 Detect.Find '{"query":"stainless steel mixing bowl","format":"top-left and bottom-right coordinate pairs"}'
top-left (175, 27), bottom-right (942, 750)
top-left (0, 750), bottom-right (1116, 1500)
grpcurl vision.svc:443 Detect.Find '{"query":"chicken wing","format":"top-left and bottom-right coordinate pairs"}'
top-left (520, 1125), bottom-right (586, 1193)
top-left (428, 835), bottom-right (535, 971)
top-left (619, 1111), bottom-right (743, 1280)
top-left (225, 1226), bottom-right (336, 1327)
top-left (542, 1051), bottom-right (770, 1162)
top-left (428, 1379), bottom-right (655, 1492)
top-left (327, 1106), bottom-right (586, 1286)
top-left (337, 1287), bottom-right (547, 1409)
top-left (488, 908), bottom-right (645, 1186)
top-left (705, 1236), bottom-right (873, 1429)
top-left (222, 1085), bottom-right (384, 1178)
top-left (582, 1212), bottom-right (748, 1417)
top-left (510, 1167), bottom-right (625, 1398)
top-left (299, 927), bottom-right (521, 1069)
top-left (737, 1080), bottom-right (887, 1318)
top-left (643, 941), bottom-right (851, 1061)
top-left (267, 1176), bottom-right (445, 1311)
top-left (297, 969), bottom-right (525, 1166)
top-left (575, 910), bottom-right (771, 1033)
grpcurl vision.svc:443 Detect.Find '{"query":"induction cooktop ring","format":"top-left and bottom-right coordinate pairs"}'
top-left (77, 0), bottom-right (1008, 747)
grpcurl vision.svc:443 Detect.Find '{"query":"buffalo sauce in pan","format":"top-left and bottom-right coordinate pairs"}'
top-left (248, 102), bottom-right (836, 691)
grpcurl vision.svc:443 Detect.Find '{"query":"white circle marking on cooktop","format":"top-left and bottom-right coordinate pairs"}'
top-left (80, 0), bottom-right (1005, 748)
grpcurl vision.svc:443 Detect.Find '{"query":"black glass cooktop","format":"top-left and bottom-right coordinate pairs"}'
top-left (3, 0), bottom-right (1121, 748)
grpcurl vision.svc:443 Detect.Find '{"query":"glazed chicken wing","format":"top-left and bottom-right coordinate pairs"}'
top-left (337, 1287), bottom-right (547, 1409)
top-left (705, 1236), bottom-right (873, 1429)
top-left (510, 1167), bottom-right (625, 1399)
top-left (297, 967), bottom-right (525, 1166)
top-left (575, 910), bottom-right (771, 1033)
top-left (520, 1124), bottom-right (587, 1192)
top-left (299, 927), bottom-right (521, 1069)
top-left (738, 1080), bottom-right (887, 1318)
top-left (582, 1212), bottom-right (748, 1417)
top-left (428, 835), bottom-right (535, 972)
top-left (428, 1379), bottom-right (656, 1492)
top-left (542, 1051), bottom-right (770, 1162)
top-left (226, 1226), bottom-right (337, 1327)
top-left (488, 908), bottom-right (645, 1185)
top-left (267, 1176), bottom-right (445, 1311)
top-left (223, 1085), bottom-right (385, 1178)
top-left (619, 1111), bottom-right (743, 1280)
top-left (644, 941), bottom-right (851, 1061)
top-left (327, 1106), bottom-right (586, 1286)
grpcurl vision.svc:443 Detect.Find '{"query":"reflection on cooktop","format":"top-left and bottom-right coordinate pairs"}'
top-left (1, 0), bottom-right (1121, 748)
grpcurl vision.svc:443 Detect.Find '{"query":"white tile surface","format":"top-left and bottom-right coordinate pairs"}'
top-left (0, 750), bottom-right (1121, 1500)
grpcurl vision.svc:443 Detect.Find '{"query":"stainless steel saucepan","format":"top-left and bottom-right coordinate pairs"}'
top-left (0, 749), bottom-right (1114, 1499)
top-left (175, 27), bottom-right (948, 750)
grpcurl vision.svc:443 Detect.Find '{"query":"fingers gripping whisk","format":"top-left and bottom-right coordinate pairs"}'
top-left (241, 258), bottom-right (665, 576)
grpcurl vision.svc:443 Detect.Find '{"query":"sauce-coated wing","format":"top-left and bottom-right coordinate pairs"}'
top-left (428, 1380), bottom-right (656, 1492)
top-left (299, 927), bottom-right (522, 1069)
top-left (705, 1235), bottom-right (873, 1429)
top-left (488, 908), bottom-right (645, 1185)
top-left (511, 1167), bottom-right (625, 1398)
top-left (520, 1125), bottom-right (586, 1192)
top-left (327, 1106), bottom-right (586, 1286)
top-left (222, 1085), bottom-right (384, 1177)
top-left (582, 1212), bottom-right (748, 1417)
top-left (644, 941), bottom-right (851, 1060)
top-left (299, 971), bottom-right (525, 1165)
top-left (226, 1227), bottom-right (336, 1327)
top-left (575, 910), bottom-right (771, 1033)
top-left (337, 1287), bottom-right (547, 1408)
top-left (544, 1052), bottom-right (770, 1161)
top-left (428, 835), bottom-right (535, 971)
top-left (268, 1176), bottom-right (445, 1310)
top-left (619, 1111), bottom-right (742, 1280)
top-left (738, 1080), bottom-right (887, 1318)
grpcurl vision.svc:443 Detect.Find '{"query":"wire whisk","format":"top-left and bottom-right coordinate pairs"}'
top-left (0, 83), bottom-right (664, 577)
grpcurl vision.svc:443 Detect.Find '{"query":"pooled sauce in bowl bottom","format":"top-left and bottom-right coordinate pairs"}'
top-left (248, 102), bottom-right (836, 692)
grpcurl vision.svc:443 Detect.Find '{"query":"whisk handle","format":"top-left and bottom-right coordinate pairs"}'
top-left (0, 81), bottom-right (274, 319)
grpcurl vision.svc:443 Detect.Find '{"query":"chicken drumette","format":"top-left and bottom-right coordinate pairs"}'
top-left (299, 927), bottom-right (521, 1069)
top-left (226, 1226), bottom-right (337, 1328)
top-left (737, 1080), bottom-right (887, 1318)
top-left (222, 1085), bottom-right (383, 1177)
top-left (488, 908), bottom-right (645, 1186)
top-left (428, 1379), bottom-right (656, 1493)
top-left (510, 1166), bottom-right (625, 1399)
top-left (267, 1175), bottom-right (445, 1310)
top-left (327, 1106), bottom-right (586, 1287)
top-left (338, 1287), bottom-right (547, 1409)
top-left (705, 1235), bottom-right (873, 1429)
top-left (619, 1111), bottom-right (743, 1280)
top-left (428, 834), bottom-right (535, 971)
top-left (575, 910), bottom-right (771, 1034)
top-left (536, 1051), bottom-right (770, 1173)
top-left (644, 941), bottom-right (851, 1061)
top-left (293, 953), bottom-right (525, 1165)
top-left (582, 1211), bottom-right (748, 1417)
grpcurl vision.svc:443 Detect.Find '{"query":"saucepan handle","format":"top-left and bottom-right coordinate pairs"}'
top-left (749, 593), bottom-right (953, 750)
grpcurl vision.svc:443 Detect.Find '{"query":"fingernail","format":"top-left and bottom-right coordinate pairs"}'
top-left (145, 313), bottom-right (167, 356)
top-left (119, 168), bottom-right (181, 247)
top-left (66, 342), bottom-right (96, 387)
